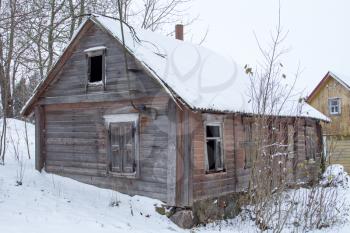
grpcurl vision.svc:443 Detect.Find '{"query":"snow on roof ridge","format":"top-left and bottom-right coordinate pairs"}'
top-left (91, 14), bottom-right (328, 121)
top-left (21, 13), bottom-right (329, 122)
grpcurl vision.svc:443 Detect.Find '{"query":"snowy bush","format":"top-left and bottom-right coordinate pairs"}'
top-left (240, 186), bottom-right (349, 232)
top-left (321, 165), bottom-right (349, 188)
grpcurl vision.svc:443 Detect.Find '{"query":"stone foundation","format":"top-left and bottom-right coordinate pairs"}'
top-left (161, 192), bottom-right (247, 229)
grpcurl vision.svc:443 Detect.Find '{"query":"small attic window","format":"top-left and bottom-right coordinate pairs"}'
top-left (89, 55), bottom-right (103, 83)
top-left (328, 98), bottom-right (341, 115)
top-left (84, 46), bottom-right (106, 86)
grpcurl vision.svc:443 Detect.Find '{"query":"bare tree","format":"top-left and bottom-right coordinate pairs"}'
top-left (0, 0), bottom-right (200, 166)
top-left (241, 2), bottom-right (347, 231)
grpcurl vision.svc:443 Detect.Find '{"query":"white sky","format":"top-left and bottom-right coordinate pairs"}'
top-left (187, 0), bottom-right (350, 95)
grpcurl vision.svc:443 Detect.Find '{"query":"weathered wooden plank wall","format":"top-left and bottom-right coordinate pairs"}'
top-left (308, 76), bottom-right (350, 172)
top-left (34, 105), bottom-right (45, 171)
top-left (190, 113), bottom-right (323, 203)
top-left (38, 23), bottom-right (175, 202)
top-left (190, 113), bottom-right (236, 202)
top-left (33, 19), bottom-right (324, 206)
top-left (44, 98), bottom-right (171, 201)
top-left (308, 77), bottom-right (350, 137)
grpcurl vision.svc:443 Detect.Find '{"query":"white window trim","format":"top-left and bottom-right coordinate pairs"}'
top-left (104, 114), bottom-right (140, 178)
top-left (84, 46), bottom-right (107, 57)
top-left (328, 97), bottom-right (341, 115)
top-left (204, 121), bottom-right (225, 174)
top-left (104, 114), bottom-right (139, 125)
top-left (85, 46), bottom-right (107, 88)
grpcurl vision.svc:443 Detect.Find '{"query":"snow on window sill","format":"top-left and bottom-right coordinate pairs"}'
top-left (88, 81), bottom-right (103, 87)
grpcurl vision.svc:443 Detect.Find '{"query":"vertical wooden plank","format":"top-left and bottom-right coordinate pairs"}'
top-left (123, 122), bottom-right (135, 173)
top-left (167, 100), bottom-right (177, 206)
top-left (186, 110), bottom-right (194, 206)
top-left (85, 54), bottom-right (90, 93)
top-left (35, 105), bottom-right (45, 171)
top-left (110, 123), bottom-right (122, 172)
top-left (183, 109), bottom-right (191, 206)
top-left (102, 50), bottom-right (106, 90)
top-left (176, 107), bottom-right (184, 206)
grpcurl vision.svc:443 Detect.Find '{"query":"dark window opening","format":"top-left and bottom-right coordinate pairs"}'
top-left (205, 124), bottom-right (224, 173)
top-left (207, 139), bottom-right (222, 170)
top-left (207, 125), bottom-right (220, 138)
top-left (89, 55), bottom-right (103, 83)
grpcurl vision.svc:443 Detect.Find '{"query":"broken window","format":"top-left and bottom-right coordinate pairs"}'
top-left (244, 122), bottom-right (257, 169)
top-left (108, 120), bottom-right (138, 175)
top-left (84, 46), bottom-right (106, 87)
top-left (205, 124), bottom-right (224, 173)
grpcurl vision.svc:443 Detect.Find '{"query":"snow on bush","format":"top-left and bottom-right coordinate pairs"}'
top-left (321, 165), bottom-right (349, 188)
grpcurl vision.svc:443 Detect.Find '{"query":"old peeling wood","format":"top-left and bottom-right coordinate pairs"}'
top-left (167, 100), bottom-right (177, 206)
top-left (35, 105), bottom-right (45, 171)
top-left (182, 109), bottom-right (191, 207)
top-left (176, 105), bottom-right (185, 206)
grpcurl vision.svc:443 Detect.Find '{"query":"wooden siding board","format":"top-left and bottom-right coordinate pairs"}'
top-left (37, 19), bottom-right (172, 203)
top-left (167, 100), bottom-right (177, 206)
top-left (35, 105), bottom-right (45, 171)
top-left (191, 113), bottom-right (237, 201)
top-left (44, 99), bottom-right (170, 202)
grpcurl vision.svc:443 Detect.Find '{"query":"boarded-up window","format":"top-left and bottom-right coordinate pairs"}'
top-left (305, 126), bottom-right (317, 160)
top-left (244, 122), bottom-right (257, 169)
top-left (205, 124), bottom-right (224, 172)
top-left (109, 122), bottom-right (137, 174)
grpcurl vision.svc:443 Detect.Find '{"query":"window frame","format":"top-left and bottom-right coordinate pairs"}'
top-left (104, 114), bottom-right (140, 178)
top-left (84, 46), bottom-right (107, 90)
top-left (204, 122), bottom-right (225, 174)
top-left (328, 97), bottom-right (341, 115)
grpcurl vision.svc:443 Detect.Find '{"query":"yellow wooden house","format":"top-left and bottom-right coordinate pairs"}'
top-left (307, 71), bottom-right (350, 172)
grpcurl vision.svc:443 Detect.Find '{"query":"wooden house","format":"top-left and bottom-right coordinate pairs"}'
top-left (22, 14), bottom-right (328, 208)
top-left (307, 71), bottom-right (350, 172)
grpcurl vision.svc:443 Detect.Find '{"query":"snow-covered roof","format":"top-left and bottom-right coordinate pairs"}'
top-left (21, 14), bottom-right (329, 122)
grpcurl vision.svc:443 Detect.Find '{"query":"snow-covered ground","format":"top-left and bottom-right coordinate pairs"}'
top-left (0, 119), bottom-right (349, 233)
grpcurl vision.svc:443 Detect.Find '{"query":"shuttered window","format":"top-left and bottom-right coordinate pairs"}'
top-left (109, 122), bottom-right (137, 174)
